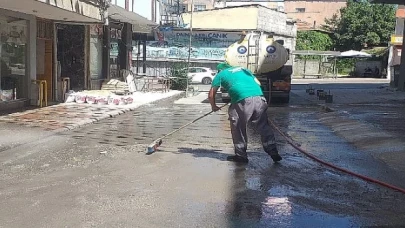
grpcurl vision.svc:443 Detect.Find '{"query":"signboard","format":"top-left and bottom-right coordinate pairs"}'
top-left (391, 35), bottom-right (403, 45)
top-left (110, 42), bottom-right (119, 57)
top-left (90, 24), bottom-right (103, 37)
top-left (132, 30), bottom-right (242, 61)
top-left (396, 8), bottom-right (405, 18)
top-left (154, 30), bottom-right (242, 48)
top-left (110, 28), bottom-right (122, 40)
top-left (132, 46), bottom-right (227, 61)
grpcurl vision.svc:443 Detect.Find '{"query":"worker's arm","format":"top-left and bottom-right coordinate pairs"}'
top-left (209, 87), bottom-right (220, 112)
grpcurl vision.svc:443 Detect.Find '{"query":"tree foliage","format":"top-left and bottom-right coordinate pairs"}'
top-left (169, 62), bottom-right (190, 91)
top-left (323, 0), bottom-right (396, 51)
top-left (296, 30), bottom-right (333, 51)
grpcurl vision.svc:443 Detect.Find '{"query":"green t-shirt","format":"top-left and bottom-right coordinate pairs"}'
top-left (212, 67), bottom-right (263, 104)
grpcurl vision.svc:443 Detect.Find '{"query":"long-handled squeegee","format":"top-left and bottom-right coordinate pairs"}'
top-left (146, 103), bottom-right (229, 154)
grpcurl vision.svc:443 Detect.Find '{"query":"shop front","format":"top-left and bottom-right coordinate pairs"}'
top-left (106, 5), bottom-right (157, 80)
top-left (109, 25), bottom-right (123, 79)
top-left (0, 10), bottom-right (35, 111)
top-left (1, 0), bottom-right (105, 109)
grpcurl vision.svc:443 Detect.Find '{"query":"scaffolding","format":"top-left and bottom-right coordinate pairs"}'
top-left (159, 0), bottom-right (184, 27)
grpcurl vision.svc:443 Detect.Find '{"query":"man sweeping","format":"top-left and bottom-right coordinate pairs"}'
top-left (208, 62), bottom-right (282, 163)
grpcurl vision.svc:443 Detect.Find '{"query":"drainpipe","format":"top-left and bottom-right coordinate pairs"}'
top-left (186, 0), bottom-right (194, 97)
top-left (125, 0), bottom-right (129, 10)
top-left (398, 21), bottom-right (405, 90)
top-left (143, 35), bottom-right (147, 74)
top-left (53, 23), bottom-right (58, 101)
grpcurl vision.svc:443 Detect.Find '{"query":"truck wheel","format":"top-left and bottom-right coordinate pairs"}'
top-left (222, 98), bottom-right (231, 103)
top-left (279, 95), bottom-right (290, 103)
top-left (263, 92), bottom-right (271, 104)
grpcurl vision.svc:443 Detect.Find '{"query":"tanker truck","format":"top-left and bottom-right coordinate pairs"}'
top-left (220, 32), bottom-right (292, 104)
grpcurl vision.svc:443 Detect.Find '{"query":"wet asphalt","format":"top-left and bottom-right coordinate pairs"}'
top-left (1, 82), bottom-right (405, 227)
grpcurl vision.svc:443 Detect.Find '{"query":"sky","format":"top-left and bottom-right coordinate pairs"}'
top-left (116, 0), bottom-right (153, 20)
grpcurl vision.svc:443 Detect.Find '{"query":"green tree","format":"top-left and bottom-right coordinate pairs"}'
top-left (323, 0), bottom-right (396, 51)
top-left (169, 61), bottom-right (190, 91)
top-left (296, 30), bottom-right (333, 51)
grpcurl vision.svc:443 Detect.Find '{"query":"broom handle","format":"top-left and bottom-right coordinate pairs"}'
top-left (156, 103), bottom-right (229, 141)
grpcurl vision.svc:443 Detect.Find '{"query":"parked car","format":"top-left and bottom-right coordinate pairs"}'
top-left (187, 67), bottom-right (216, 84)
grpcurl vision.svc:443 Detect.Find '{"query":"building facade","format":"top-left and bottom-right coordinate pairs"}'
top-left (133, 5), bottom-right (297, 75)
top-left (0, 0), bottom-right (105, 111)
top-left (387, 6), bottom-right (404, 87)
top-left (0, 0), bottom-right (156, 111)
top-left (284, 0), bottom-right (346, 29)
top-left (178, 0), bottom-right (347, 30)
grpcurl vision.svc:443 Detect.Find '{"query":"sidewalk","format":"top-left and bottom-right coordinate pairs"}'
top-left (0, 91), bottom-right (183, 132)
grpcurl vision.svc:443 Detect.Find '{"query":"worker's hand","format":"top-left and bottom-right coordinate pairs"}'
top-left (212, 105), bottom-right (221, 112)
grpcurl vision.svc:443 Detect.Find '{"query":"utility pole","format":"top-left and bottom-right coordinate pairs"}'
top-left (186, 0), bottom-right (194, 97)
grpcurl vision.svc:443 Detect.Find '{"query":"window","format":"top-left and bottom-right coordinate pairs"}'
top-left (0, 15), bottom-right (28, 102)
top-left (194, 5), bottom-right (206, 11)
top-left (189, 68), bottom-right (197, 73)
top-left (296, 8), bottom-right (305, 13)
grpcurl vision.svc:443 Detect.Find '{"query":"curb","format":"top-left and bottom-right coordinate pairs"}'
top-left (54, 91), bottom-right (186, 134)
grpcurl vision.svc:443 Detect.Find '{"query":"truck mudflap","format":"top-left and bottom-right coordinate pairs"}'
top-left (259, 65), bottom-right (292, 104)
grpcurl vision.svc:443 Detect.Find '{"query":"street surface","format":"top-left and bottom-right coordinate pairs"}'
top-left (1, 78), bottom-right (405, 227)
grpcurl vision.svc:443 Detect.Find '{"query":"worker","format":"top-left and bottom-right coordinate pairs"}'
top-left (208, 62), bottom-right (282, 163)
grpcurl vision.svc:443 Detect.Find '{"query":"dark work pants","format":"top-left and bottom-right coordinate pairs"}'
top-left (228, 96), bottom-right (277, 158)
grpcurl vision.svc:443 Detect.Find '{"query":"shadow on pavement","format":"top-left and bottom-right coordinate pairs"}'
top-left (177, 147), bottom-right (229, 161)
top-left (292, 82), bottom-right (388, 90)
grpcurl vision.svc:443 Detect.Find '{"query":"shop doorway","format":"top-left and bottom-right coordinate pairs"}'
top-left (57, 24), bottom-right (85, 91)
top-left (36, 19), bottom-right (53, 101)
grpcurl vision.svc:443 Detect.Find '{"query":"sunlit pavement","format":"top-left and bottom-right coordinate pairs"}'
top-left (1, 81), bottom-right (405, 227)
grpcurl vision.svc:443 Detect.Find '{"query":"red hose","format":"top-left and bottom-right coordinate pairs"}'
top-left (269, 119), bottom-right (405, 194)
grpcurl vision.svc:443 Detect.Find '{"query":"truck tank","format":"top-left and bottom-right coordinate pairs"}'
top-left (222, 32), bottom-right (292, 103)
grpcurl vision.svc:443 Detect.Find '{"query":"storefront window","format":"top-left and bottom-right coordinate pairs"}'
top-left (0, 15), bottom-right (27, 102)
top-left (110, 27), bottom-right (122, 79)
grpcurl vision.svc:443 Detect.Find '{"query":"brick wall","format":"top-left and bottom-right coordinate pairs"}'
top-left (284, 0), bottom-right (346, 28)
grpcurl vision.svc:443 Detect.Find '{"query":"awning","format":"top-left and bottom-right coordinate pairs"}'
top-left (340, 50), bottom-right (372, 58)
top-left (0, 0), bottom-right (102, 23)
top-left (292, 50), bottom-right (341, 56)
top-left (370, 0), bottom-right (403, 4)
top-left (108, 5), bottom-right (157, 34)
